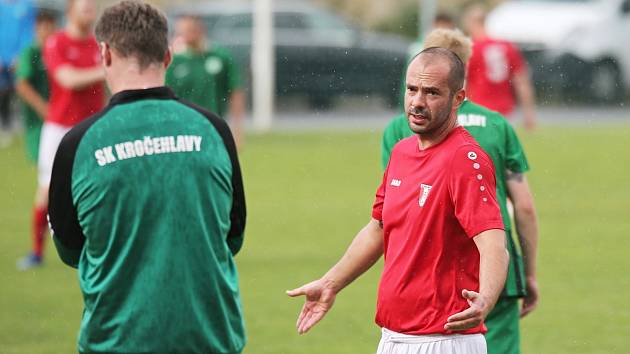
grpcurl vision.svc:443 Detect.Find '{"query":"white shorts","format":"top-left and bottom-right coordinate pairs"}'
top-left (376, 328), bottom-right (487, 354)
top-left (38, 122), bottom-right (71, 188)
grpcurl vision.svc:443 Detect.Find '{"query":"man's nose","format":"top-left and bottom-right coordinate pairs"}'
top-left (409, 91), bottom-right (426, 109)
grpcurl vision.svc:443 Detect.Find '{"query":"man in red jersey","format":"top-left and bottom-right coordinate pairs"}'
top-left (463, 3), bottom-right (537, 131)
top-left (288, 47), bottom-right (509, 354)
top-left (18, 0), bottom-right (105, 270)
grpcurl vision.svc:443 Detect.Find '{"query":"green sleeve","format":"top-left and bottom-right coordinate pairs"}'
top-left (53, 235), bottom-right (80, 268)
top-left (504, 119), bottom-right (530, 173)
top-left (381, 114), bottom-right (408, 170)
top-left (16, 46), bottom-right (34, 80)
top-left (224, 50), bottom-right (242, 92)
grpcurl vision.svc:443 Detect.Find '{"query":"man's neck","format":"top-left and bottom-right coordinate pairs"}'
top-left (417, 117), bottom-right (459, 150)
top-left (66, 22), bottom-right (91, 39)
top-left (108, 63), bottom-right (166, 95)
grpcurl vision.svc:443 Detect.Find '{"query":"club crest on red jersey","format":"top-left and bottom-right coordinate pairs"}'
top-left (419, 184), bottom-right (432, 207)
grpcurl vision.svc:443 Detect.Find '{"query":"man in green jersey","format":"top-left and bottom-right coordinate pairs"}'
top-left (48, 2), bottom-right (246, 353)
top-left (166, 15), bottom-right (245, 148)
top-left (382, 28), bottom-right (539, 354)
top-left (15, 9), bottom-right (56, 270)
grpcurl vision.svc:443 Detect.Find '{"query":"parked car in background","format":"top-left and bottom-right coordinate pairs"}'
top-left (171, 1), bottom-right (410, 109)
top-left (488, 0), bottom-right (630, 104)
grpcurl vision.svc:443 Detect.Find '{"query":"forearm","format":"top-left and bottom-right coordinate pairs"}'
top-left (15, 80), bottom-right (48, 118)
top-left (228, 90), bottom-right (245, 147)
top-left (513, 71), bottom-right (536, 124)
top-left (474, 229), bottom-right (509, 309)
top-left (55, 66), bottom-right (104, 90)
top-left (514, 205), bottom-right (538, 278)
top-left (322, 219), bottom-right (384, 293)
top-left (507, 174), bottom-right (539, 278)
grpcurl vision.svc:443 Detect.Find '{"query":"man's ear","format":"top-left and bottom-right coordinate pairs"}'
top-left (163, 49), bottom-right (172, 68)
top-left (100, 42), bottom-right (112, 67)
top-left (453, 88), bottom-right (466, 110)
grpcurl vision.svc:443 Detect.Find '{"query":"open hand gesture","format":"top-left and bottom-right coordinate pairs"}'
top-left (286, 279), bottom-right (338, 334)
top-left (444, 289), bottom-right (490, 331)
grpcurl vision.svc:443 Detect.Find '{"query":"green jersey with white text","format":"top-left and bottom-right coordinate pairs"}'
top-left (48, 87), bottom-right (246, 354)
top-left (381, 100), bottom-right (529, 297)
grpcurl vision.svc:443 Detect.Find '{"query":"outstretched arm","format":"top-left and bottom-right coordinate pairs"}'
top-left (507, 171), bottom-right (539, 317)
top-left (513, 70), bottom-right (537, 131)
top-left (287, 218), bottom-right (384, 334)
top-left (54, 65), bottom-right (104, 90)
top-left (445, 229), bottom-right (509, 331)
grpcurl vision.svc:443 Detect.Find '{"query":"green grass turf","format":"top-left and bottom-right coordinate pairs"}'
top-left (1, 124), bottom-right (629, 353)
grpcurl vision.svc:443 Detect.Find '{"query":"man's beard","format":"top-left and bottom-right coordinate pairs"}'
top-left (406, 101), bottom-right (452, 135)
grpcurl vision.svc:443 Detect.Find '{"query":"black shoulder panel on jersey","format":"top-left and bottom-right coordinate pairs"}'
top-left (176, 98), bottom-right (247, 254)
top-left (48, 107), bottom-right (111, 251)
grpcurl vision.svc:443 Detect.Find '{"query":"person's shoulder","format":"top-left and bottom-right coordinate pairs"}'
top-left (44, 31), bottom-right (64, 49)
top-left (450, 127), bottom-right (487, 154)
top-left (384, 113), bottom-right (408, 133)
top-left (448, 131), bottom-right (493, 170)
top-left (391, 134), bottom-right (417, 155)
top-left (460, 101), bottom-right (506, 124)
top-left (208, 44), bottom-right (237, 61)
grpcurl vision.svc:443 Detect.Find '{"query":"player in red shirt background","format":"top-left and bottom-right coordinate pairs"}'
top-left (288, 48), bottom-right (509, 354)
top-left (18, 0), bottom-right (105, 270)
top-left (463, 3), bottom-right (537, 131)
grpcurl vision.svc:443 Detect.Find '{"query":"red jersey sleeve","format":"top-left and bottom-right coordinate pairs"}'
top-left (371, 161), bottom-right (390, 221)
top-left (448, 145), bottom-right (504, 238)
top-left (507, 42), bottom-right (526, 76)
top-left (43, 33), bottom-right (67, 74)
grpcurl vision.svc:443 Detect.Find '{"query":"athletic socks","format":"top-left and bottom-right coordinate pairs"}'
top-left (32, 206), bottom-right (48, 258)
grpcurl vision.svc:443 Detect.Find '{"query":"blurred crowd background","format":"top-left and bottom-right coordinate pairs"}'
top-left (2, 0), bottom-right (629, 136)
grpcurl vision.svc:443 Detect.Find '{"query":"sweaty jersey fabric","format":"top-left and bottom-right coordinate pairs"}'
top-left (372, 127), bottom-right (504, 335)
top-left (166, 45), bottom-right (241, 118)
top-left (16, 43), bottom-right (48, 162)
top-left (43, 31), bottom-right (105, 126)
top-left (381, 100), bottom-right (529, 298)
top-left (48, 87), bottom-right (246, 354)
top-left (466, 38), bottom-right (526, 116)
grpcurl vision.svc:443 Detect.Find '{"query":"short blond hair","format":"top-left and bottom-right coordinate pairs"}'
top-left (423, 28), bottom-right (473, 65)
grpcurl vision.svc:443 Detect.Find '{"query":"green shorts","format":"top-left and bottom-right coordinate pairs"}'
top-left (485, 297), bottom-right (521, 354)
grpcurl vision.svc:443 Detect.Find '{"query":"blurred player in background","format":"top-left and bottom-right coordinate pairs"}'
top-left (16, 10), bottom-right (56, 164)
top-left (166, 15), bottom-right (245, 148)
top-left (15, 10), bottom-right (56, 271)
top-left (0, 0), bottom-right (35, 146)
top-left (48, 1), bottom-right (246, 352)
top-left (289, 48), bottom-right (509, 354)
top-left (17, 0), bottom-right (105, 270)
top-left (382, 28), bottom-right (540, 354)
top-left (407, 12), bottom-right (456, 60)
top-left (463, 3), bottom-right (537, 130)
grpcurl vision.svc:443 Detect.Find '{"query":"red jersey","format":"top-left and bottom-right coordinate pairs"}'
top-left (372, 127), bottom-right (504, 335)
top-left (466, 37), bottom-right (526, 116)
top-left (43, 31), bottom-right (105, 126)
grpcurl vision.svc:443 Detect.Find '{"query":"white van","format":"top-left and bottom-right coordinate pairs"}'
top-left (487, 0), bottom-right (630, 103)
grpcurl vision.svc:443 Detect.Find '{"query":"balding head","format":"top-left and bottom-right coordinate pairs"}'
top-left (410, 47), bottom-right (466, 96)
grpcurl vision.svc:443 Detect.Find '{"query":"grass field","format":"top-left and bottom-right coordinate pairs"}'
top-left (1, 124), bottom-right (629, 353)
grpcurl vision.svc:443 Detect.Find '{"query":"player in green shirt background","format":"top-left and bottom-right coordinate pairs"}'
top-left (166, 15), bottom-right (245, 148)
top-left (15, 9), bottom-right (56, 270)
top-left (382, 28), bottom-right (540, 354)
